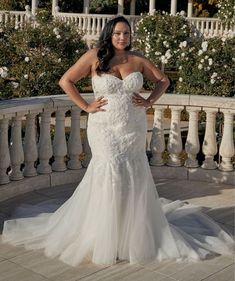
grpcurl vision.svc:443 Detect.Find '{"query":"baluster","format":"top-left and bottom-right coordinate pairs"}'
top-left (87, 16), bottom-right (91, 35)
top-left (82, 16), bottom-right (87, 34)
top-left (91, 17), bottom-right (96, 35)
top-left (101, 18), bottom-right (106, 31)
top-left (37, 110), bottom-right (53, 174)
top-left (150, 106), bottom-right (166, 166)
top-left (0, 118), bottom-right (11, 184)
top-left (68, 108), bottom-right (83, 169)
top-left (202, 109), bottom-right (218, 169)
top-left (52, 108), bottom-right (67, 172)
top-left (167, 106), bottom-right (184, 166)
top-left (215, 20), bottom-right (219, 37)
top-left (9, 115), bottom-right (24, 180)
top-left (78, 17), bottom-right (82, 30)
top-left (219, 110), bottom-right (235, 171)
top-left (185, 107), bottom-right (200, 168)
top-left (23, 112), bottom-right (38, 177)
top-left (97, 17), bottom-right (101, 36)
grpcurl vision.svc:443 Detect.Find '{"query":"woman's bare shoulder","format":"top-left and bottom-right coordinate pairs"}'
top-left (82, 48), bottom-right (98, 60)
top-left (128, 50), bottom-right (146, 59)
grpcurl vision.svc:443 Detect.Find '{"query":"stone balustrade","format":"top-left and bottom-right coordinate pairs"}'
top-left (0, 8), bottom-right (234, 39)
top-left (0, 93), bottom-right (234, 201)
top-left (0, 6), bottom-right (32, 28)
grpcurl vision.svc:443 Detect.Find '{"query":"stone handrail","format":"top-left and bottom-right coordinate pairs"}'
top-left (0, 8), bottom-right (233, 39)
top-left (187, 17), bottom-right (234, 38)
top-left (0, 93), bottom-right (234, 201)
top-left (0, 7), bottom-right (32, 28)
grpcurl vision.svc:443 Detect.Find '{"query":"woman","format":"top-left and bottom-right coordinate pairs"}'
top-left (2, 16), bottom-right (234, 266)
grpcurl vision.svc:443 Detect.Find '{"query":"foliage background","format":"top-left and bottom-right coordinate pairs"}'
top-left (134, 11), bottom-right (235, 97)
top-left (0, 9), bottom-right (88, 100)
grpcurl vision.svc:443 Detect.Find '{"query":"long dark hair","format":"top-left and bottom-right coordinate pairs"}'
top-left (96, 16), bottom-right (132, 73)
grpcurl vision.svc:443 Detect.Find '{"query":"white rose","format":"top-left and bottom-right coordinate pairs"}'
top-left (25, 57), bottom-right (30, 62)
top-left (58, 58), bottom-right (61, 63)
top-left (198, 50), bottom-right (203, 56)
top-left (56, 34), bottom-right (61, 39)
top-left (201, 41), bottom-right (208, 51)
top-left (179, 77), bottom-right (183, 82)
top-left (24, 74), bottom-right (29, 79)
top-left (11, 82), bottom-right (19, 88)
top-left (198, 64), bottom-right (203, 70)
top-left (208, 58), bottom-right (213, 66)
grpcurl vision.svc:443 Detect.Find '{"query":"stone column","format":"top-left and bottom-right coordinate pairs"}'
top-left (130, 0), bottom-right (136, 15)
top-left (52, 0), bottom-right (58, 15)
top-left (170, 0), bottom-right (177, 15)
top-left (219, 110), bottom-right (235, 171)
top-left (149, 0), bottom-right (156, 15)
top-left (118, 0), bottom-right (124, 14)
top-left (68, 108), bottom-right (83, 170)
top-left (83, 0), bottom-right (90, 14)
top-left (167, 106), bottom-right (183, 166)
top-left (187, 0), bottom-right (193, 17)
top-left (9, 115), bottom-right (24, 180)
top-left (185, 107), bottom-right (200, 167)
top-left (52, 109), bottom-right (67, 172)
top-left (31, 0), bottom-right (38, 16)
top-left (37, 111), bottom-right (53, 174)
top-left (0, 118), bottom-right (11, 184)
top-left (23, 112), bottom-right (38, 177)
top-left (150, 106), bottom-right (166, 166)
top-left (202, 109), bottom-right (218, 169)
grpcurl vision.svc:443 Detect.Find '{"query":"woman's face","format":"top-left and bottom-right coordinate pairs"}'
top-left (111, 22), bottom-right (130, 51)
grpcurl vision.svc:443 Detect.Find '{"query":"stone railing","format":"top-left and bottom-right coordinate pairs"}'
top-left (0, 6), bottom-right (32, 28)
top-left (0, 94), bottom-right (234, 201)
top-left (187, 17), bottom-right (234, 38)
top-left (1, 8), bottom-right (234, 40)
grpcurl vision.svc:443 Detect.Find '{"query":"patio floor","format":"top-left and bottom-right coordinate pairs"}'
top-left (0, 178), bottom-right (234, 281)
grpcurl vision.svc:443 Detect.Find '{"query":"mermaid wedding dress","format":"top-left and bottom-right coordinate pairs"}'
top-left (2, 72), bottom-right (234, 266)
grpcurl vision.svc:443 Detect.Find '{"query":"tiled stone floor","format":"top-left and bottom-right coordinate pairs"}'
top-left (0, 179), bottom-right (234, 281)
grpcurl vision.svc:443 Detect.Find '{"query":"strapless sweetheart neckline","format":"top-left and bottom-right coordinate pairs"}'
top-left (92, 71), bottom-right (142, 81)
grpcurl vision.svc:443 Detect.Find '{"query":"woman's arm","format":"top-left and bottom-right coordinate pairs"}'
top-left (59, 49), bottom-right (107, 113)
top-left (132, 56), bottom-right (169, 108)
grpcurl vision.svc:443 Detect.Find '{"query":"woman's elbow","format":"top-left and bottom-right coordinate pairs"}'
top-left (161, 75), bottom-right (170, 88)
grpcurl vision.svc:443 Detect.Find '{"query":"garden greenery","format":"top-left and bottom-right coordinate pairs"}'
top-left (0, 9), bottom-right (88, 100)
top-left (134, 11), bottom-right (235, 97)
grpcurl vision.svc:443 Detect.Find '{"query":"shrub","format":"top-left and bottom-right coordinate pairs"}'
top-left (0, 9), bottom-right (88, 100)
top-left (134, 11), bottom-right (235, 97)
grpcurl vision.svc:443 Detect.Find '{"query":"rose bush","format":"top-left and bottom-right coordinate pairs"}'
top-left (0, 9), bottom-right (88, 100)
top-left (134, 11), bottom-right (235, 97)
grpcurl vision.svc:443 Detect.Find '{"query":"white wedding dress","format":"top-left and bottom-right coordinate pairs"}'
top-left (2, 72), bottom-right (234, 266)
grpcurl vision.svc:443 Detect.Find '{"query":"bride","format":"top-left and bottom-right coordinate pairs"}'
top-left (2, 16), bottom-right (234, 266)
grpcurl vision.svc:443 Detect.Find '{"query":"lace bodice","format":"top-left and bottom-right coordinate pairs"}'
top-left (89, 71), bottom-right (145, 127)
top-left (91, 71), bottom-right (143, 97)
top-left (88, 71), bottom-right (147, 162)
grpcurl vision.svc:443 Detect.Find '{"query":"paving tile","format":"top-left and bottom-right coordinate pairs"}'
top-left (0, 192), bottom-right (50, 216)
top-left (35, 183), bottom-right (76, 200)
top-left (0, 240), bottom-right (29, 259)
top-left (141, 260), bottom-right (188, 276)
top-left (169, 256), bottom-right (234, 281)
top-left (0, 260), bottom-right (48, 281)
top-left (11, 250), bottom-right (107, 281)
top-left (78, 262), bottom-right (170, 281)
top-left (202, 264), bottom-right (235, 281)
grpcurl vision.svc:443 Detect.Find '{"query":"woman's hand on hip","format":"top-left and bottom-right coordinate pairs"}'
top-left (85, 96), bottom-right (108, 113)
top-left (132, 93), bottom-right (152, 108)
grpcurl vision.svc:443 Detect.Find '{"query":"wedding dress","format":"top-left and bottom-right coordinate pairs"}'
top-left (2, 72), bottom-right (234, 266)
